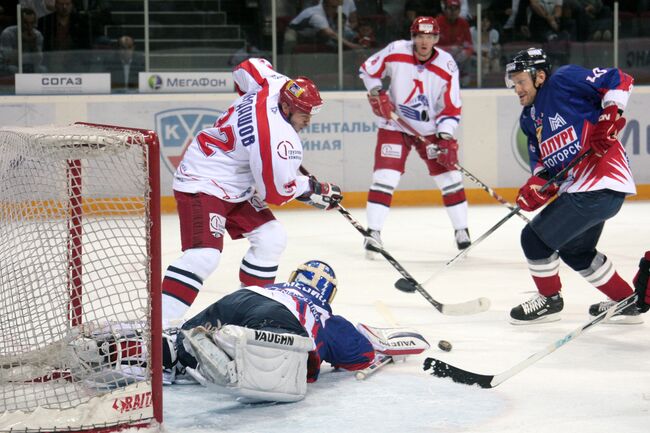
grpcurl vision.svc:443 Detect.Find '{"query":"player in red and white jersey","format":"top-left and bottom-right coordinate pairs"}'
top-left (162, 59), bottom-right (343, 328)
top-left (358, 16), bottom-right (470, 258)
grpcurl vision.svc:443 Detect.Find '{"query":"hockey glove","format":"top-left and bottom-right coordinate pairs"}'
top-left (589, 105), bottom-right (626, 157)
top-left (516, 174), bottom-right (559, 212)
top-left (367, 89), bottom-right (394, 120)
top-left (297, 177), bottom-right (343, 210)
top-left (434, 133), bottom-right (459, 170)
top-left (633, 251), bottom-right (650, 313)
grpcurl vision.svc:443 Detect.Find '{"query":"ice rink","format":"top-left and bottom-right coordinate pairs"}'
top-left (159, 201), bottom-right (650, 433)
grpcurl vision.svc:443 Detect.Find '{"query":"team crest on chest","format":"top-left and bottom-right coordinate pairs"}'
top-left (549, 113), bottom-right (566, 131)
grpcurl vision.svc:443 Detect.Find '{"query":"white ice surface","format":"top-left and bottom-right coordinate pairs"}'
top-left (157, 202), bottom-right (650, 433)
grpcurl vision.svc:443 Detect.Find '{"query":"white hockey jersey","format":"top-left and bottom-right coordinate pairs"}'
top-left (173, 59), bottom-right (311, 205)
top-left (359, 40), bottom-right (462, 137)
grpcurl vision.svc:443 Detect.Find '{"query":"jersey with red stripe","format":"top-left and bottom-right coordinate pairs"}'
top-left (173, 64), bottom-right (310, 205)
top-left (359, 40), bottom-right (462, 137)
top-left (520, 65), bottom-right (635, 195)
top-left (246, 282), bottom-right (374, 379)
top-left (232, 58), bottom-right (285, 96)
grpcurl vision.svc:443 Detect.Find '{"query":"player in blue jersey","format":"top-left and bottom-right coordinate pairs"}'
top-left (504, 47), bottom-right (643, 325)
top-left (162, 260), bottom-right (375, 402)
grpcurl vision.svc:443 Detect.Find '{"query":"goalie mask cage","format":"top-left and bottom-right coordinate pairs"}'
top-left (0, 123), bottom-right (162, 432)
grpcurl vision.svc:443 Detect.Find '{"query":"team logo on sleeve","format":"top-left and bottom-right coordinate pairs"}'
top-left (276, 141), bottom-right (302, 160)
top-left (155, 108), bottom-right (222, 174)
top-left (208, 213), bottom-right (226, 238)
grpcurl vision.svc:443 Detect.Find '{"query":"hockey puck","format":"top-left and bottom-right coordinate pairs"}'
top-left (394, 278), bottom-right (417, 293)
top-left (437, 340), bottom-right (452, 352)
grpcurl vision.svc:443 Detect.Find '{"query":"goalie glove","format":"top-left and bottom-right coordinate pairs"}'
top-left (367, 87), bottom-right (394, 120)
top-left (434, 133), bottom-right (459, 170)
top-left (356, 323), bottom-right (430, 357)
top-left (634, 251), bottom-right (650, 313)
top-left (296, 176), bottom-right (343, 210)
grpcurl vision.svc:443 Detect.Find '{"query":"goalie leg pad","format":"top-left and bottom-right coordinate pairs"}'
top-left (213, 325), bottom-right (314, 403)
top-left (182, 327), bottom-right (236, 387)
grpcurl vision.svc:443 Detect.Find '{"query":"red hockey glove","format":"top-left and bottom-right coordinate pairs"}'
top-left (633, 251), bottom-right (650, 313)
top-left (589, 105), bottom-right (626, 157)
top-left (367, 90), bottom-right (394, 120)
top-left (434, 134), bottom-right (459, 170)
top-left (297, 176), bottom-right (343, 210)
top-left (516, 175), bottom-right (559, 212)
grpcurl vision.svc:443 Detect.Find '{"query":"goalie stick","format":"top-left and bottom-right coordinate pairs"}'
top-left (389, 111), bottom-right (530, 223)
top-left (395, 149), bottom-right (594, 294)
top-left (298, 166), bottom-right (490, 316)
top-left (422, 294), bottom-right (637, 388)
top-left (355, 355), bottom-right (393, 380)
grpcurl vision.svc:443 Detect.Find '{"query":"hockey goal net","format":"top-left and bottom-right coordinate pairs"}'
top-left (0, 123), bottom-right (162, 432)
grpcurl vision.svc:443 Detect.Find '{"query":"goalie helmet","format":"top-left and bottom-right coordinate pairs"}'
top-left (410, 16), bottom-right (440, 36)
top-left (279, 77), bottom-right (324, 115)
top-left (289, 260), bottom-right (338, 304)
top-left (505, 47), bottom-right (551, 88)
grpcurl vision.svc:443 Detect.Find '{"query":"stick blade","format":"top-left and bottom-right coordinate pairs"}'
top-left (440, 297), bottom-right (491, 315)
top-left (423, 357), bottom-right (494, 388)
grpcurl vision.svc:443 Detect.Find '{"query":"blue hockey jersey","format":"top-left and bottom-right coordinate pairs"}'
top-left (519, 65), bottom-right (635, 195)
top-left (247, 282), bottom-right (375, 381)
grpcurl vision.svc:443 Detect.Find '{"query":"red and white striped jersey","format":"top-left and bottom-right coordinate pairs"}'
top-left (359, 40), bottom-right (462, 137)
top-left (172, 59), bottom-right (311, 205)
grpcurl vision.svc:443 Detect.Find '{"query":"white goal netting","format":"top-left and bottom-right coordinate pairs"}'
top-left (0, 124), bottom-right (161, 432)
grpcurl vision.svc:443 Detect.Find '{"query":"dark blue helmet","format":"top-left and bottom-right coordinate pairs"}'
top-left (288, 260), bottom-right (337, 303)
top-left (505, 47), bottom-right (551, 88)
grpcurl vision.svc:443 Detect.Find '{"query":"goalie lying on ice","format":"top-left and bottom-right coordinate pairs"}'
top-left (161, 260), bottom-right (428, 403)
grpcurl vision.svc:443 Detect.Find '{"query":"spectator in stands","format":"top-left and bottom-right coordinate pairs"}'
top-left (488, 0), bottom-right (521, 42)
top-left (20, 0), bottom-right (55, 19)
top-left (470, 10), bottom-right (501, 73)
top-left (437, 0), bottom-right (474, 86)
top-left (353, 19), bottom-right (377, 48)
top-left (228, 38), bottom-right (263, 66)
top-left (515, 0), bottom-right (572, 42)
top-left (105, 35), bottom-right (143, 91)
top-left (0, 7), bottom-right (46, 73)
top-left (284, 0), bottom-right (362, 53)
top-left (1, 0), bottom-right (18, 29)
top-left (354, 0), bottom-right (392, 46)
top-left (566, 0), bottom-right (612, 41)
top-left (39, 0), bottom-right (90, 71)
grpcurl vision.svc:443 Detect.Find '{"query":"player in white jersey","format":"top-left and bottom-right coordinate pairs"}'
top-left (162, 58), bottom-right (343, 328)
top-left (358, 16), bottom-right (470, 258)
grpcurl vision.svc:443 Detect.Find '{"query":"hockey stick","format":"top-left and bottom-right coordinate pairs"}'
top-left (299, 166), bottom-right (490, 315)
top-left (355, 355), bottom-right (393, 380)
top-left (395, 149), bottom-right (593, 293)
top-left (389, 111), bottom-right (530, 223)
top-left (423, 294), bottom-right (637, 388)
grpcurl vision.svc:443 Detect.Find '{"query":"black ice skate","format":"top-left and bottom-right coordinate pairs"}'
top-left (455, 228), bottom-right (471, 250)
top-left (588, 296), bottom-right (643, 324)
top-left (510, 292), bottom-right (564, 325)
top-left (363, 229), bottom-right (383, 260)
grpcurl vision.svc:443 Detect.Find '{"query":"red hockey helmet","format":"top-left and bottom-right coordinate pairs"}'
top-left (279, 77), bottom-right (324, 115)
top-left (410, 16), bottom-right (440, 36)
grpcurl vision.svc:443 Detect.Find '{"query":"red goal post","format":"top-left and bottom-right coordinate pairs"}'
top-left (0, 123), bottom-right (162, 432)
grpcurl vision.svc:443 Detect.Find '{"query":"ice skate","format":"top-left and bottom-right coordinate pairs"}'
top-left (510, 292), bottom-right (563, 324)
